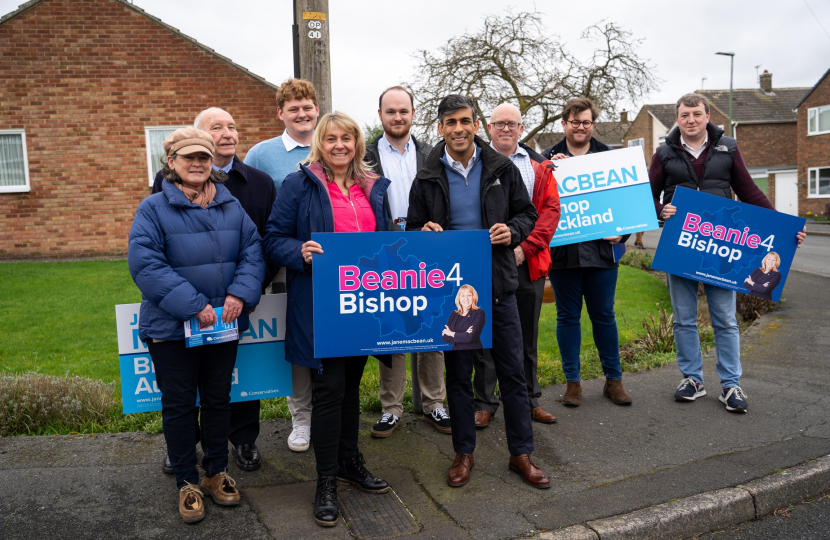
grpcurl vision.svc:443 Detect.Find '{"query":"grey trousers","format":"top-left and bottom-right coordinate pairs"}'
top-left (270, 268), bottom-right (313, 427)
top-left (474, 262), bottom-right (544, 412)
top-left (378, 352), bottom-right (446, 417)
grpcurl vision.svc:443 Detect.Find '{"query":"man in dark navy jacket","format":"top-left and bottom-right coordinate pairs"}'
top-left (152, 107), bottom-right (277, 472)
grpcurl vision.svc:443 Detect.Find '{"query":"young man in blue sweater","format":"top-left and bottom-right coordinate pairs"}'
top-left (245, 78), bottom-right (320, 454)
top-left (245, 78), bottom-right (319, 191)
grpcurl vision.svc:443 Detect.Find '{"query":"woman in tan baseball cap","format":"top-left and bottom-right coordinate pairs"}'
top-left (128, 127), bottom-right (266, 523)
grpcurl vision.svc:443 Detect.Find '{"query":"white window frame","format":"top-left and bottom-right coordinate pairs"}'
top-left (807, 166), bottom-right (830, 198)
top-left (808, 105), bottom-right (830, 136)
top-left (144, 126), bottom-right (190, 187)
top-left (627, 138), bottom-right (644, 148)
top-left (657, 135), bottom-right (667, 146)
top-left (0, 129), bottom-right (31, 193)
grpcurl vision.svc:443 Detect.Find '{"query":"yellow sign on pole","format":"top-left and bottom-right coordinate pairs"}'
top-left (302, 12), bottom-right (325, 20)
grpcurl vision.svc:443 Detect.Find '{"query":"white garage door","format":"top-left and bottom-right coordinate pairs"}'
top-left (775, 171), bottom-right (799, 216)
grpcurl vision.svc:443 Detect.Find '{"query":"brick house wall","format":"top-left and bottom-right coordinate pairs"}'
top-left (0, 0), bottom-right (284, 259)
top-left (622, 108), bottom-right (654, 164)
top-left (734, 122), bottom-right (796, 169)
top-left (796, 74), bottom-right (830, 216)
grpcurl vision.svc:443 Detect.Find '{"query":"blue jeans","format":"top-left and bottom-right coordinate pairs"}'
top-left (549, 267), bottom-right (623, 383)
top-left (666, 274), bottom-right (741, 389)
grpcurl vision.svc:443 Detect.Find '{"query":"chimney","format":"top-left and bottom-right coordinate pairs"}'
top-left (760, 70), bottom-right (772, 94)
top-left (620, 109), bottom-right (628, 123)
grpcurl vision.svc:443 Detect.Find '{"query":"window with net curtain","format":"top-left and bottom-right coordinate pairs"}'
top-left (0, 131), bottom-right (30, 193)
top-left (144, 126), bottom-right (189, 186)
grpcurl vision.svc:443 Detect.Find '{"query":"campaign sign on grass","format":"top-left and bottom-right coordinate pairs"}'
top-left (311, 231), bottom-right (492, 357)
top-left (115, 294), bottom-right (293, 414)
top-left (651, 187), bottom-right (806, 302)
top-left (549, 146), bottom-right (659, 247)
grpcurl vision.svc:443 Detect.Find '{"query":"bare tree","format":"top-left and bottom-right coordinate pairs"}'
top-left (406, 10), bottom-right (658, 144)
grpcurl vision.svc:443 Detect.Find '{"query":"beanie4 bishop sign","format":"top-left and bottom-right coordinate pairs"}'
top-left (651, 187), bottom-right (806, 302)
top-left (312, 231), bottom-right (492, 358)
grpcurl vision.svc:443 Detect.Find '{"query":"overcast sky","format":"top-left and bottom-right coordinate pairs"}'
top-left (3, 0), bottom-right (830, 132)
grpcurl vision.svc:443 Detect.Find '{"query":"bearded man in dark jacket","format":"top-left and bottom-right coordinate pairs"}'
top-left (406, 94), bottom-right (550, 490)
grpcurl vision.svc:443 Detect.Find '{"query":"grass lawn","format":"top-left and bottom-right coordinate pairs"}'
top-left (0, 261), bottom-right (672, 434)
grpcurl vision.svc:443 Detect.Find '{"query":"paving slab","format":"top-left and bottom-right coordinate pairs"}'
top-left (1, 271), bottom-right (829, 540)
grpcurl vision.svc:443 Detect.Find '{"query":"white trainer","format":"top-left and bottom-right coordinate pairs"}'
top-left (288, 425), bottom-right (311, 452)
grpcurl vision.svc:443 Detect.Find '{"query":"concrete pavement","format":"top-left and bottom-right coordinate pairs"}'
top-left (2, 270), bottom-right (829, 540)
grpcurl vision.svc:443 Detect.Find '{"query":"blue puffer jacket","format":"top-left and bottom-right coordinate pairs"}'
top-left (129, 181), bottom-right (265, 342)
top-left (263, 162), bottom-right (390, 370)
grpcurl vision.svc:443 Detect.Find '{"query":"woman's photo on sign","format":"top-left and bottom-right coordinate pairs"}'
top-left (442, 284), bottom-right (485, 350)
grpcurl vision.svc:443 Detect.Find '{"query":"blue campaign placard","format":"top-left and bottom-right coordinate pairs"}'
top-left (311, 231), bottom-right (493, 358)
top-left (116, 295), bottom-right (293, 414)
top-left (651, 187), bottom-right (806, 302)
top-left (549, 147), bottom-right (659, 246)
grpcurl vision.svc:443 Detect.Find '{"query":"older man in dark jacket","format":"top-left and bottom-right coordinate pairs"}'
top-left (407, 94), bottom-right (549, 490)
top-left (151, 107), bottom-right (276, 473)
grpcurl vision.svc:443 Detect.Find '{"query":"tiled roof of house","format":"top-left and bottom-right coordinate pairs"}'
top-left (0, 0), bottom-right (280, 91)
top-left (697, 87), bottom-right (810, 124)
top-left (646, 104), bottom-right (677, 130)
top-left (794, 67), bottom-right (830, 110)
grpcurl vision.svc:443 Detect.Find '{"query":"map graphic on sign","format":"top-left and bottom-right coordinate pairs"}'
top-left (697, 207), bottom-right (758, 277)
top-left (353, 238), bottom-right (456, 337)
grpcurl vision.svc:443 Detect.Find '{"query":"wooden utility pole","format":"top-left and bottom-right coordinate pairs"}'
top-left (294, 0), bottom-right (332, 115)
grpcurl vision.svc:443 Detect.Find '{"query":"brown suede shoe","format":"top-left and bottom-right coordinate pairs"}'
top-left (474, 410), bottom-right (491, 429)
top-left (179, 483), bottom-right (205, 524)
top-left (200, 470), bottom-right (240, 506)
top-left (563, 382), bottom-right (582, 407)
top-left (508, 454), bottom-right (550, 489)
top-left (447, 453), bottom-right (474, 487)
top-left (603, 379), bottom-right (633, 405)
top-left (531, 406), bottom-right (557, 424)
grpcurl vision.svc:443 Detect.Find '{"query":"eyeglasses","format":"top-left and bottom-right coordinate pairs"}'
top-left (567, 120), bottom-right (595, 128)
top-left (490, 121), bottom-right (522, 131)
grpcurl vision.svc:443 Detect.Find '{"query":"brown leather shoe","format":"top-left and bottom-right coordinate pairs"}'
top-left (474, 410), bottom-right (491, 429)
top-left (603, 378), bottom-right (633, 405)
top-left (563, 382), bottom-right (582, 407)
top-left (179, 483), bottom-right (205, 523)
top-left (509, 454), bottom-right (550, 489)
top-left (200, 470), bottom-right (240, 506)
top-left (447, 453), bottom-right (474, 487)
top-left (531, 406), bottom-right (557, 424)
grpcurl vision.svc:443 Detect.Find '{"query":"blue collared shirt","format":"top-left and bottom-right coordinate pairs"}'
top-left (377, 134), bottom-right (418, 228)
top-left (212, 159), bottom-right (233, 175)
top-left (490, 142), bottom-right (534, 198)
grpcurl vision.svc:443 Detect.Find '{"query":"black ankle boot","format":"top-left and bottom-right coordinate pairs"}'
top-left (336, 452), bottom-right (390, 494)
top-left (314, 475), bottom-right (339, 527)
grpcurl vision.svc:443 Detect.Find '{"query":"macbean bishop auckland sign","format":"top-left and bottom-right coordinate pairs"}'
top-left (115, 294), bottom-right (293, 414)
top-left (312, 231), bottom-right (493, 358)
top-left (651, 187), bottom-right (806, 302)
top-left (549, 146), bottom-right (659, 247)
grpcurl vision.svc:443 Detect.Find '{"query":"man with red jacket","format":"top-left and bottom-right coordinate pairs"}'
top-left (474, 103), bottom-right (561, 427)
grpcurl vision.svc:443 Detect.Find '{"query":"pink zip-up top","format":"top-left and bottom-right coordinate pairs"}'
top-left (327, 181), bottom-right (377, 232)
top-left (306, 162), bottom-right (379, 232)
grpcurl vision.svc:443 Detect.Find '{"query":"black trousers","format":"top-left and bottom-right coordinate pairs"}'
top-left (445, 294), bottom-right (534, 456)
top-left (310, 355), bottom-right (368, 476)
top-left (474, 263), bottom-right (545, 412)
top-left (148, 339), bottom-right (237, 489)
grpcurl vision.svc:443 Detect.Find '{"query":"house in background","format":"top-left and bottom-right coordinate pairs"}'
top-left (783, 67), bottom-right (830, 217)
top-left (698, 71), bottom-right (809, 213)
top-left (0, 0), bottom-right (284, 259)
